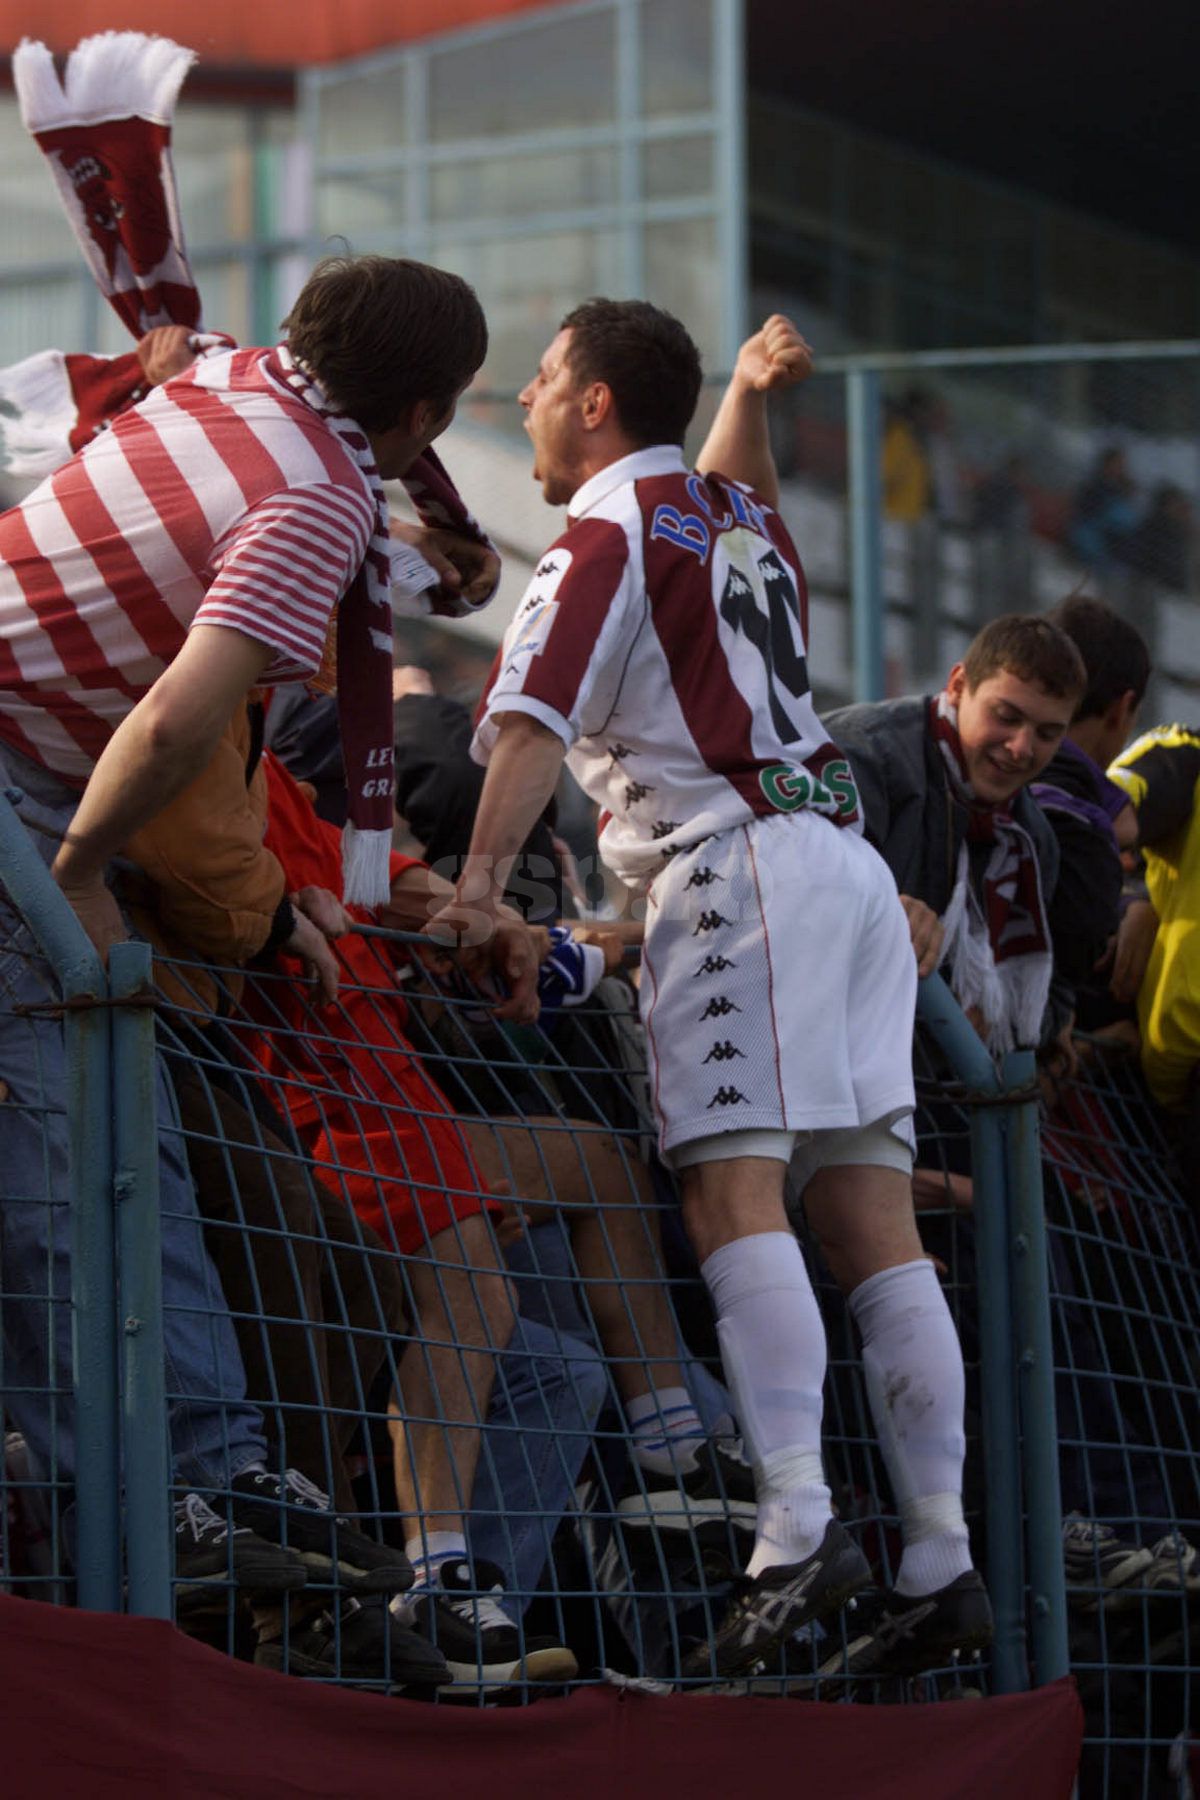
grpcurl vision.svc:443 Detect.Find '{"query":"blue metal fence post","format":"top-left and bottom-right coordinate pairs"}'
top-left (0, 790), bottom-right (121, 1611)
top-left (108, 939), bottom-right (172, 1619)
top-left (916, 974), bottom-right (1029, 1691)
top-left (846, 364), bottom-right (886, 702)
top-left (1002, 1047), bottom-right (1070, 1684)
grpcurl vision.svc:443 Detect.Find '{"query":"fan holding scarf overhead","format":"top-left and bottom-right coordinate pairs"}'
top-left (0, 31), bottom-right (503, 939)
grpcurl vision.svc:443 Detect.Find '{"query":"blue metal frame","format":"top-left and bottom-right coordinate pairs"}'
top-left (1002, 1048), bottom-right (1069, 1685)
top-left (846, 366), bottom-right (885, 704)
top-left (917, 973), bottom-right (1028, 1691)
top-left (0, 789), bottom-right (120, 1613)
top-left (109, 940), bottom-right (172, 1621)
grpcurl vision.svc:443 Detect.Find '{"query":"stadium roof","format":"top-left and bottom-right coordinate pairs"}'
top-left (0, 0), bottom-right (553, 65)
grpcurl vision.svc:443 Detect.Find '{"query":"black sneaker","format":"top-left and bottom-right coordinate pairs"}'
top-left (174, 1492), bottom-right (307, 1598)
top-left (406, 1559), bottom-right (579, 1693)
top-left (254, 1595), bottom-right (449, 1688)
top-left (1062, 1515), bottom-right (1152, 1611)
top-left (681, 1517), bottom-right (871, 1681)
top-left (616, 1439), bottom-right (757, 1555)
top-left (229, 1468), bottom-right (413, 1594)
top-left (823, 1571), bottom-right (994, 1679)
top-left (1143, 1531), bottom-right (1200, 1594)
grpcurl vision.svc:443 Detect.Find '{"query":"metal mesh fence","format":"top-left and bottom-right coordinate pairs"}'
top-left (143, 927), bottom-right (1005, 1703)
top-left (0, 930), bottom-right (74, 1609)
top-left (1039, 1038), bottom-right (1199, 1799)
top-left (2, 805), bottom-right (1199, 1788)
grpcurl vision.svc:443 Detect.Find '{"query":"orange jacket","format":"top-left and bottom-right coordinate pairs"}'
top-left (118, 702), bottom-right (286, 1013)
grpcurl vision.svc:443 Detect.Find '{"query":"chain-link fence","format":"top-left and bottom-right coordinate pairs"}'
top-left (0, 786), bottom-right (1040, 1693)
top-left (5, 783), bottom-right (1199, 1788)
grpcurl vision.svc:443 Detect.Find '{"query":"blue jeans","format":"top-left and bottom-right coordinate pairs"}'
top-left (468, 1314), bottom-right (607, 1617)
top-left (0, 913), bottom-right (267, 1495)
top-left (503, 1217), bottom-right (734, 1430)
top-left (503, 1216), bottom-right (737, 1677)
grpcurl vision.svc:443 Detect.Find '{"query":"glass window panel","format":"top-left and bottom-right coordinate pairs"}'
top-left (640, 0), bottom-right (714, 116)
top-left (642, 135), bottom-right (714, 201)
top-left (0, 100), bottom-right (90, 268)
top-left (644, 216), bottom-right (720, 365)
top-left (315, 64), bottom-right (408, 161)
top-left (172, 108), bottom-right (255, 246)
top-left (269, 252), bottom-right (319, 327)
top-left (430, 147), bottom-right (617, 224)
top-left (254, 134), bottom-right (312, 241)
top-left (428, 12), bottom-right (616, 140)
top-left (0, 276), bottom-right (86, 364)
top-left (185, 260), bottom-right (253, 346)
top-left (316, 173), bottom-right (408, 242)
top-left (430, 229), bottom-right (624, 392)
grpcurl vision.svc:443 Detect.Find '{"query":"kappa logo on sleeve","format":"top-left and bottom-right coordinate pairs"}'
top-left (516, 545), bottom-right (575, 621)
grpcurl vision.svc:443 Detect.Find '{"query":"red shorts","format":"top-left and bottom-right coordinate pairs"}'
top-left (308, 1082), bottom-right (501, 1258)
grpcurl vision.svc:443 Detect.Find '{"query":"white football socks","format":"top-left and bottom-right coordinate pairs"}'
top-left (848, 1258), bottom-right (972, 1597)
top-left (701, 1231), bottom-right (832, 1575)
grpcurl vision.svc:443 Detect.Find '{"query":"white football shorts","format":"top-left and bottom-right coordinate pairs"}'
top-left (639, 809), bottom-right (917, 1163)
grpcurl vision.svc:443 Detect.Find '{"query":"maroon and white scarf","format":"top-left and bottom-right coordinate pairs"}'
top-left (14, 33), bottom-right (200, 335)
top-left (1, 33), bottom-right (199, 478)
top-left (257, 344), bottom-right (394, 903)
top-left (929, 691), bottom-right (1052, 1053)
top-left (3, 31), bottom-right (498, 907)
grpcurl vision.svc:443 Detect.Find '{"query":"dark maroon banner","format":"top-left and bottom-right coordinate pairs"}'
top-left (0, 1593), bottom-right (1081, 1799)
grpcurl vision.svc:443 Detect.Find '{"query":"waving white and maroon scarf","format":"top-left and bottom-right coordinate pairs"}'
top-left (1, 31), bottom-right (498, 907)
top-left (929, 691), bottom-right (1052, 1053)
top-left (0, 33), bottom-right (199, 478)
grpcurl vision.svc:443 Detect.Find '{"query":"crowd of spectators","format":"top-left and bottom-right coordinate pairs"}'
top-left (874, 391), bottom-right (1197, 661)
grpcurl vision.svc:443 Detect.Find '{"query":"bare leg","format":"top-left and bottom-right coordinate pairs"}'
top-left (678, 1154), bottom-right (791, 1260)
top-left (462, 1116), bottom-right (687, 1402)
top-left (389, 1210), bottom-right (516, 1542)
top-left (799, 1162), bottom-right (923, 1291)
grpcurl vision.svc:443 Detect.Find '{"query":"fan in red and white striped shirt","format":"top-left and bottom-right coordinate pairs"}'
top-left (0, 344), bottom-right (374, 784)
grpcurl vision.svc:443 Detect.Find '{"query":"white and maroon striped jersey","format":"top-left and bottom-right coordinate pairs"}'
top-left (0, 345), bottom-right (375, 783)
top-left (474, 445), bottom-right (862, 885)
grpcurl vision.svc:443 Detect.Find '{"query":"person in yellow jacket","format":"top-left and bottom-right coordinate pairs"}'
top-left (1109, 724), bottom-right (1200, 1110)
top-left (882, 391), bottom-right (935, 522)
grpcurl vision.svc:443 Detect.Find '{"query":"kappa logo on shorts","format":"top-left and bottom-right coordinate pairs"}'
top-left (692, 910), bottom-right (733, 935)
top-left (624, 780), bottom-right (653, 806)
top-left (704, 1040), bottom-right (746, 1063)
top-left (607, 742), bottom-right (634, 766)
top-left (699, 996), bottom-right (741, 1019)
top-left (707, 1086), bottom-right (749, 1108)
top-left (684, 866), bottom-right (722, 889)
top-left (535, 557), bottom-right (561, 579)
top-left (651, 820), bottom-right (682, 839)
top-left (694, 954), bottom-right (737, 976)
